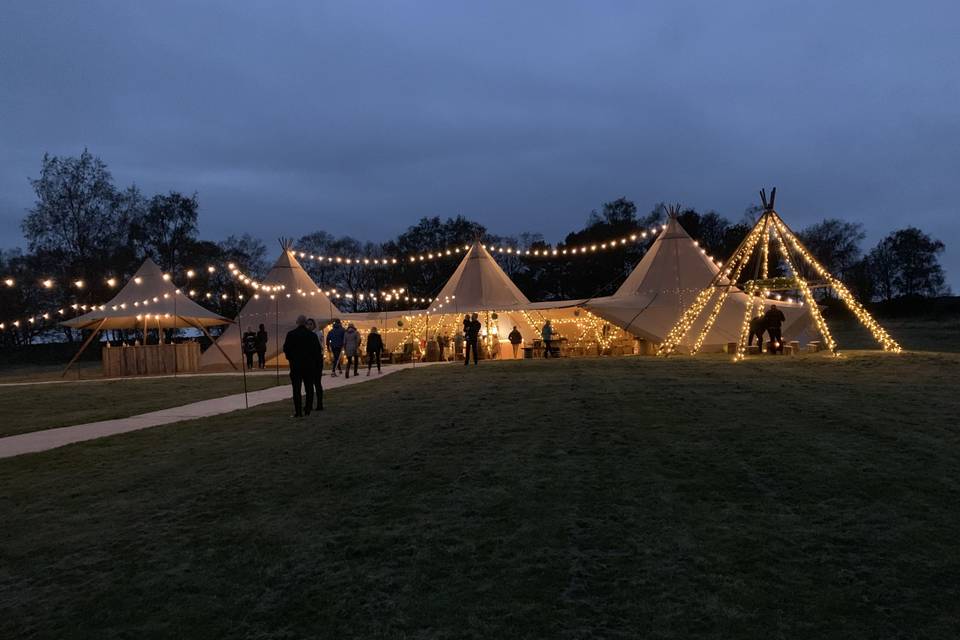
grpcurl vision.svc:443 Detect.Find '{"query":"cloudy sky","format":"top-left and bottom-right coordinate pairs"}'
top-left (1, 1), bottom-right (957, 285)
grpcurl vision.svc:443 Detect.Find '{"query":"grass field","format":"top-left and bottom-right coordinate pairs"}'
top-left (1, 352), bottom-right (958, 638)
top-left (0, 374), bottom-right (281, 438)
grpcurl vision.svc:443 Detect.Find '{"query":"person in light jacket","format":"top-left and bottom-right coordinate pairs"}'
top-left (343, 322), bottom-right (361, 378)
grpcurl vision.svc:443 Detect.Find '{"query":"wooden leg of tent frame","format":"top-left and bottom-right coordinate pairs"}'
top-left (62, 318), bottom-right (107, 377)
top-left (182, 317), bottom-right (238, 370)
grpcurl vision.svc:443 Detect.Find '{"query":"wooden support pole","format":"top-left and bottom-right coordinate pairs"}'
top-left (182, 317), bottom-right (238, 370)
top-left (62, 318), bottom-right (107, 377)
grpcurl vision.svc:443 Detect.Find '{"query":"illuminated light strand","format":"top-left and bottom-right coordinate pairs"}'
top-left (770, 217), bottom-right (836, 353)
top-left (290, 225), bottom-right (669, 268)
top-left (657, 220), bottom-right (766, 355)
top-left (774, 217), bottom-right (901, 352)
top-left (760, 217), bottom-right (770, 280)
top-left (10, 225), bottom-right (732, 300)
top-left (690, 218), bottom-right (768, 355)
top-left (734, 284), bottom-right (761, 361)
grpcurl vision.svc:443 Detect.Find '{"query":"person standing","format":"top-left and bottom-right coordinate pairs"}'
top-left (764, 304), bottom-right (786, 354)
top-left (282, 315), bottom-right (320, 417)
top-left (454, 330), bottom-right (464, 362)
top-left (326, 319), bottom-right (345, 376)
top-left (366, 326), bottom-right (384, 376)
top-left (306, 318), bottom-right (324, 411)
top-left (541, 320), bottom-right (554, 358)
top-left (435, 333), bottom-right (445, 361)
top-left (343, 322), bottom-right (361, 378)
top-left (255, 324), bottom-right (268, 369)
top-left (242, 327), bottom-right (257, 369)
top-left (464, 313), bottom-right (481, 366)
top-left (508, 326), bottom-right (523, 359)
top-left (748, 313), bottom-right (767, 351)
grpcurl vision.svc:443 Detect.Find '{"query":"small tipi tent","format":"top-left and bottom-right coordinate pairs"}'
top-left (60, 257), bottom-right (233, 373)
top-left (200, 248), bottom-right (339, 369)
top-left (585, 213), bottom-right (808, 349)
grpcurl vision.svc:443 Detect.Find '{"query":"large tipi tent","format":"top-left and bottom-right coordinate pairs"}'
top-left (200, 249), bottom-right (339, 369)
top-left (345, 241), bottom-right (604, 358)
top-left (585, 215), bottom-right (809, 350)
top-left (60, 257), bottom-right (233, 372)
top-left (430, 241), bottom-right (531, 312)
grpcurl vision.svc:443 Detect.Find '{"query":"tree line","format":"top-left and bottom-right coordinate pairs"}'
top-left (0, 150), bottom-right (950, 346)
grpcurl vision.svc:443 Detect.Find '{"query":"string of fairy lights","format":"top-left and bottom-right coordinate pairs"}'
top-left (2, 224), bottom-right (676, 332)
top-left (0, 221), bottom-right (789, 340)
top-left (657, 198), bottom-right (901, 360)
top-left (289, 224), bottom-right (669, 267)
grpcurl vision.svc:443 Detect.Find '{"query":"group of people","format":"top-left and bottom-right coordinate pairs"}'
top-left (282, 316), bottom-right (324, 417)
top-left (282, 316), bottom-right (387, 418)
top-left (324, 319), bottom-right (385, 378)
top-left (747, 303), bottom-right (787, 354)
top-left (455, 315), bottom-right (557, 364)
top-left (241, 324), bottom-right (268, 369)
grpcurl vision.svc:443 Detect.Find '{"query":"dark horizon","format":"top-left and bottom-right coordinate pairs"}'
top-left (1, 2), bottom-right (957, 286)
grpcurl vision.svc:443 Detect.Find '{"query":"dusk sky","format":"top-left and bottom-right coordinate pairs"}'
top-left (1, 1), bottom-right (957, 285)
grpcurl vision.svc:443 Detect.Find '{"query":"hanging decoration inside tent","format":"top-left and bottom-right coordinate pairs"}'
top-left (657, 188), bottom-right (901, 360)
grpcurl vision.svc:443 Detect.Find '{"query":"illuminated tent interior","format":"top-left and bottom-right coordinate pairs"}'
top-left (200, 248), bottom-right (338, 369)
top-left (60, 258), bottom-right (233, 374)
top-left (584, 211), bottom-right (810, 352)
top-left (345, 242), bottom-right (630, 359)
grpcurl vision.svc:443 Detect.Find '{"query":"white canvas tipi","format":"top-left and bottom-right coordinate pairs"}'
top-left (586, 215), bottom-right (809, 349)
top-left (201, 249), bottom-right (339, 369)
top-left (429, 241), bottom-right (530, 313)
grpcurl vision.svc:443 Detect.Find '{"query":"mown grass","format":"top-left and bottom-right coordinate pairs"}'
top-left (0, 374), bottom-right (282, 438)
top-left (1, 352), bottom-right (958, 639)
top-left (828, 314), bottom-right (960, 353)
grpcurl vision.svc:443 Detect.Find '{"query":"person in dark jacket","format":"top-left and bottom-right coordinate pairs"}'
top-left (242, 328), bottom-right (257, 369)
top-left (464, 313), bottom-right (481, 366)
top-left (326, 319), bottom-right (345, 376)
top-left (764, 304), bottom-right (786, 354)
top-left (255, 324), bottom-right (268, 369)
top-left (366, 326), bottom-right (385, 375)
top-left (283, 315), bottom-right (322, 417)
top-left (541, 320), bottom-right (555, 358)
top-left (306, 318), bottom-right (324, 411)
top-left (508, 326), bottom-right (523, 359)
top-left (748, 314), bottom-right (767, 351)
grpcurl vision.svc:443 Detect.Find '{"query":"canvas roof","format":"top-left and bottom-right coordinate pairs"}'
top-left (201, 249), bottom-right (339, 368)
top-left (428, 242), bottom-right (530, 313)
top-left (61, 258), bottom-right (230, 330)
top-left (585, 216), bottom-right (809, 346)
